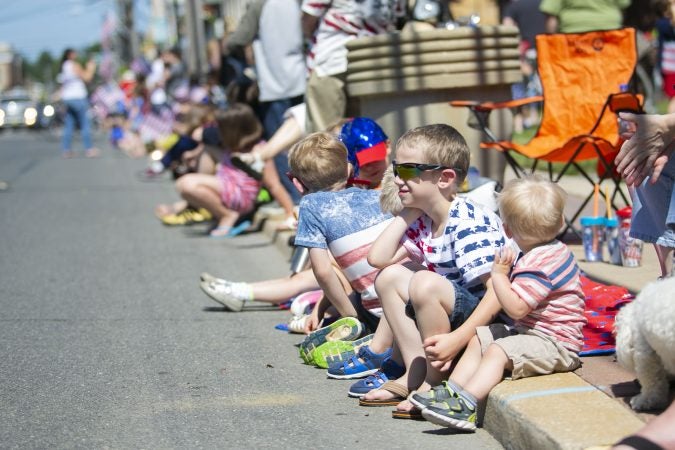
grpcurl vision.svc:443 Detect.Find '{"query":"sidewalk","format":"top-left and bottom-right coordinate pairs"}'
top-left (252, 183), bottom-right (660, 449)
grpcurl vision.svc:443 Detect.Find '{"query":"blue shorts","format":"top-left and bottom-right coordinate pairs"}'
top-left (405, 280), bottom-right (481, 331)
top-left (630, 156), bottom-right (675, 248)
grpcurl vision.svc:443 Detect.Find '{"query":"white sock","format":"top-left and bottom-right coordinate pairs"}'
top-left (230, 282), bottom-right (253, 301)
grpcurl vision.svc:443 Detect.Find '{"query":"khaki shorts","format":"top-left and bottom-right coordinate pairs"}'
top-left (305, 71), bottom-right (347, 133)
top-left (476, 324), bottom-right (580, 380)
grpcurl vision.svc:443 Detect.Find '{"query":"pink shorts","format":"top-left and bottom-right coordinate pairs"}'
top-left (216, 163), bottom-right (261, 213)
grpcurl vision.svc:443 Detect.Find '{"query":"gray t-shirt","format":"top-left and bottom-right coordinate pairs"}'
top-left (228, 0), bottom-right (306, 102)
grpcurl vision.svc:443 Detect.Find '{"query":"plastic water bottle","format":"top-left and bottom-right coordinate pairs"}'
top-left (617, 83), bottom-right (634, 137)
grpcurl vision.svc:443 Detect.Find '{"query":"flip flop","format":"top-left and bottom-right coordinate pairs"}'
top-left (209, 220), bottom-right (252, 238)
top-left (392, 408), bottom-right (424, 420)
top-left (359, 381), bottom-right (409, 407)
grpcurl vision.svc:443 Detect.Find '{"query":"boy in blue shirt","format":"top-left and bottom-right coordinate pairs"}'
top-left (290, 131), bottom-right (395, 365)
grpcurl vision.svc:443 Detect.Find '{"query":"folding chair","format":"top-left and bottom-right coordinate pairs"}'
top-left (450, 28), bottom-right (640, 236)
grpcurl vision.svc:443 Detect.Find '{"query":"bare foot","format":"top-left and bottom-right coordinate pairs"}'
top-left (62, 151), bottom-right (75, 159)
top-left (363, 387), bottom-right (402, 402)
top-left (154, 204), bottom-right (174, 218)
top-left (395, 398), bottom-right (417, 413)
top-left (85, 148), bottom-right (100, 158)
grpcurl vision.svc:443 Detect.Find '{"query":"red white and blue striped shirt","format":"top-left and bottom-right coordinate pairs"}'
top-left (511, 240), bottom-right (587, 352)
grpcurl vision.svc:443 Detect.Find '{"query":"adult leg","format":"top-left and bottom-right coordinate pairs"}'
top-left (362, 265), bottom-right (425, 401)
top-left (262, 159), bottom-right (295, 220)
top-left (260, 97), bottom-right (302, 204)
top-left (61, 100), bottom-right (76, 156)
top-left (655, 245), bottom-right (674, 278)
top-left (75, 98), bottom-right (95, 155)
top-left (305, 72), bottom-right (346, 134)
top-left (274, 152), bottom-right (301, 204)
top-left (614, 399), bottom-right (675, 450)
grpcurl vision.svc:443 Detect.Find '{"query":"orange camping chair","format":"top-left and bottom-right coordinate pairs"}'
top-left (451, 28), bottom-right (639, 236)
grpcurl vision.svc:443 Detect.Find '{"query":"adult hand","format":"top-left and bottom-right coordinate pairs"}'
top-left (615, 113), bottom-right (674, 186)
top-left (423, 332), bottom-right (464, 372)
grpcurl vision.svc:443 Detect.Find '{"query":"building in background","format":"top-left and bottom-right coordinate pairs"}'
top-left (0, 43), bottom-right (22, 92)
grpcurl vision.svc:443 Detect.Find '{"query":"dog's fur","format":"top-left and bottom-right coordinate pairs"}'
top-left (615, 277), bottom-right (675, 411)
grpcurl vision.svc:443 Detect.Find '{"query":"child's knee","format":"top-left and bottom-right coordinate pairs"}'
top-left (484, 342), bottom-right (507, 360)
top-left (409, 271), bottom-right (453, 308)
top-left (374, 264), bottom-right (400, 289)
top-left (175, 175), bottom-right (196, 194)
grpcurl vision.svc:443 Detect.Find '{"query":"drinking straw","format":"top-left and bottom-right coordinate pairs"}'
top-left (605, 186), bottom-right (612, 219)
top-left (590, 183), bottom-right (600, 256)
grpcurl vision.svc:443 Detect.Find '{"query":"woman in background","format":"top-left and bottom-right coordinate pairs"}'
top-left (59, 48), bottom-right (98, 158)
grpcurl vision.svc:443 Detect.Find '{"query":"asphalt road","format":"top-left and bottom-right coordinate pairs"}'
top-left (0, 131), bottom-right (503, 449)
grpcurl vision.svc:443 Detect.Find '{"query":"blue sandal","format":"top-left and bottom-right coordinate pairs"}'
top-left (327, 346), bottom-right (392, 379)
top-left (347, 358), bottom-right (405, 398)
top-left (209, 220), bottom-right (252, 238)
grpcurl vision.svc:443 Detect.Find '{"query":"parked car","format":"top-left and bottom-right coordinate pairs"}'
top-left (0, 87), bottom-right (56, 130)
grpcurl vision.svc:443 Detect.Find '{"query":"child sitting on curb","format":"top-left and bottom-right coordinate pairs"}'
top-left (361, 124), bottom-right (507, 419)
top-left (175, 103), bottom-right (263, 238)
top-left (411, 176), bottom-right (587, 431)
top-left (197, 117), bottom-right (391, 315)
top-left (289, 132), bottom-right (395, 364)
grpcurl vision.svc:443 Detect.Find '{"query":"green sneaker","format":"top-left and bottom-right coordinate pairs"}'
top-left (421, 392), bottom-right (477, 431)
top-left (299, 317), bottom-right (364, 365)
top-left (409, 381), bottom-right (458, 411)
top-left (313, 334), bottom-right (374, 369)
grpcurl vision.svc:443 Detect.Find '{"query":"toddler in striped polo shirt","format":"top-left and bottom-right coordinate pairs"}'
top-left (412, 175), bottom-right (587, 431)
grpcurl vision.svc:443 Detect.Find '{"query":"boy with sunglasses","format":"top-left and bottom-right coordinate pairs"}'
top-left (361, 124), bottom-right (507, 418)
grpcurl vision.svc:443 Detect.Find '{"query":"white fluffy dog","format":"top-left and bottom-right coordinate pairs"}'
top-left (615, 277), bottom-right (675, 411)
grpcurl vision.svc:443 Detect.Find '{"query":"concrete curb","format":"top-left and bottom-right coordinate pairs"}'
top-left (254, 210), bottom-right (646, 449)
top-left (484, 372), bottom-right (644, 450)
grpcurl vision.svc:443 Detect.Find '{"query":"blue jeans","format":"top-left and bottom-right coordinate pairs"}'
top-left (62, 98), bottom-right (93, 152)
top-left (404, 280), bottom-right (481, 331)
top-left (631, 156), bottom-right (675, 247)
top-left (259, 96), bottom-right (303, 204)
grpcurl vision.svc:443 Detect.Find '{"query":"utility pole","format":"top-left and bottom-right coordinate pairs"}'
top-left (117, 0), bottom-right (139, 67)
top-left (184, 0), bottom-right (207, 79)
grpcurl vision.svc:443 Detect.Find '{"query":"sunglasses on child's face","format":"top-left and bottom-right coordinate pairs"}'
top-left (392, 161), bottom-right (455, 181)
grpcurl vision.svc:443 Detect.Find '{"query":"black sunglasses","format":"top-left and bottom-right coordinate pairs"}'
top-left (392, 161), bottom-right (460, 181)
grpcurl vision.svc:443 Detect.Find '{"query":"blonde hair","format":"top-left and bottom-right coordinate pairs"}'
top-left (288, 132), bottom-right (349, 193)
top-left (395, 124), bottom-right (470, 183)
top-left (498, 176), bottom-right (567, 245)
top-left (379, 166), bottom-right (403, 215)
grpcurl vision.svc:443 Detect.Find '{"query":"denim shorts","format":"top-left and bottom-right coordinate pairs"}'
top-left (405, 280), bottom-right (481, 331)
top-left (630, 156), bottom-right (675, 247)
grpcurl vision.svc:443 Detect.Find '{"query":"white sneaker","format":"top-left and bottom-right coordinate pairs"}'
top-left (288, 315), bottom-right (309, 334)
top-left (199, 280), bottom-right (245, 312)
top-left (199, 272), bottom-right (229, 285)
